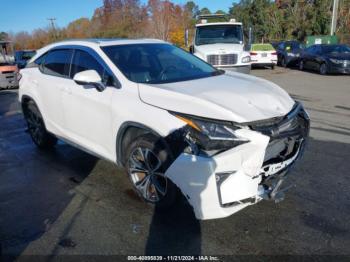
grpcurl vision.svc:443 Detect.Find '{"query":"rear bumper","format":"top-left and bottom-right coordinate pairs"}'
top-left (0, 74), bottom-right (19, 89)
top-left (166, 103), bottom-right (310, 220)
top-left (252, 62), bottom-right (277, 67)
top-left (285, 56), bottom-right (300, 66)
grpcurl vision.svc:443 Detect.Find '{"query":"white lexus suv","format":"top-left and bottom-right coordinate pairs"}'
top-left (19, 39), bottom-right (309, 220)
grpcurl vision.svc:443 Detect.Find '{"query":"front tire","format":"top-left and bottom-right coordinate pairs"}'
top-left (319, 63), bottom-right (327, 75)
top-left (125, 134), bottom-right (178, 208)
top-left (23, 101), bottom-right (57, 149)
top-left (299, 60), bottom-right (304, 71)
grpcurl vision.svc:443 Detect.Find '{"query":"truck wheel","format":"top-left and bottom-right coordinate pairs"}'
top-left (23, 101), bottom-right (57, 149)
top-left (125, 133), bottom-right (178, 209)
top-left (299, 60), bottom-right (304, 71)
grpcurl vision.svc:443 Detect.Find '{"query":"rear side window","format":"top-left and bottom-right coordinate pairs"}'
top-left (42, 49), bottom-right (73, 78)
top-left (71, 50), bottom-right (115, 86)
top-left (26, 53), bottom-right (47, 68)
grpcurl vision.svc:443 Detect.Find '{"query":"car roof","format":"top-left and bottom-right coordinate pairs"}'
top-left (53, 38), bottom-right (166, 47)
top-left (28, 38), bottom-right (168, 64)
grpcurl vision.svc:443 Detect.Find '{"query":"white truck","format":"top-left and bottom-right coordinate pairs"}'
top-left (0, 41), bottom-right (19, 90)
top-left (187, 15), bottom-right (251, 74)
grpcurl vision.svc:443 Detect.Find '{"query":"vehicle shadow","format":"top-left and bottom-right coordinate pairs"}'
top-left (145, 194), bottom-right (201, 255)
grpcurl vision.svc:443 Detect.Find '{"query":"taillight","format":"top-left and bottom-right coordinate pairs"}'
top-left (272, 52), bottom-right (277, 55)
top-left (250, 52), bottom-right (258, 56)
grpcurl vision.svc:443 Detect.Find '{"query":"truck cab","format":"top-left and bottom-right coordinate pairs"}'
top-left (188, 15), bottom-right (251, 74)
top-left (0, 41), bottom-right (19, 90)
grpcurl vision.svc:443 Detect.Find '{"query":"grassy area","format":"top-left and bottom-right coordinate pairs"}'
top-left (251, 44), bottom-right (275, 51)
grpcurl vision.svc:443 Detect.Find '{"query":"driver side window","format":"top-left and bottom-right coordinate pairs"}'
top-left (70, 50), bottom-right (115, 86)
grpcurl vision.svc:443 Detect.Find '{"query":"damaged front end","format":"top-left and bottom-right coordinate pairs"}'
top-left (164, 102), bottom-right (310, 220)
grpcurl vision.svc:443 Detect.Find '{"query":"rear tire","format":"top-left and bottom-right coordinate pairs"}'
top-left (281, 57), bottom-right (287, 68)
top-left (299, 60), bottom-right (304, 71)
top-left (319, 63), bottom-right (327, 75)
top-left (125, 133), bottom-right (178, 209)
top-left (271, 64), bottom-right (275, 70)
top-left (23, 101), bottom-right (57, 149)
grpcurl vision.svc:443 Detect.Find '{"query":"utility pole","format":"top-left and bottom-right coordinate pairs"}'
top-left (330, 0), bottom-right (339, 35)
top-left (47, 18), bottom-right (57, 39)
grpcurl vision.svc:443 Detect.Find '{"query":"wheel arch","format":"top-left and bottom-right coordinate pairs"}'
top-left (21, 95), bottom-right (38, 115)
top-left (21, 95), bottom-right (49, 128)
top-left (116, 122), bottom-right (168, 167)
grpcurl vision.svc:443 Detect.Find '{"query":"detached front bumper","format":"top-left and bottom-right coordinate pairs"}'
top-left (165, 102), bottom-right (310, 220)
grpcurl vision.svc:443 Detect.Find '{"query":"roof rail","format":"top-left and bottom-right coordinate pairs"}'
top-left (196, 14), bottom-right (234, 24)
top-left (197, 14), bottom-right (227, 20)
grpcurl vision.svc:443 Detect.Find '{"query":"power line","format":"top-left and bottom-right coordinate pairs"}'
top-left (47, 18), bottom-right (57, 30)
top-left (47, 18), bottom-right (57, 39)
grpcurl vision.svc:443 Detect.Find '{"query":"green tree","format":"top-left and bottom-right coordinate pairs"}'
top-left (185, 1), bottom-right (199, 18)
top-left (215, 10), bottom-right (226, 15)
top-left (199, 7), bottom-right (211, 15)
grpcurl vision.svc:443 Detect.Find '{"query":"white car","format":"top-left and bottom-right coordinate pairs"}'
top-left (19, 39), bottom-right (309, 220)
top-left (250, 43), bottom-right (278, 69)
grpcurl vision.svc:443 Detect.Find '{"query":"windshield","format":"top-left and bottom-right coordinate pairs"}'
top-left (195, 25), bottom-right (243, 45)
top-left (22, 51), bottom-right (36, 60)
top-left (0, 43), bottom-right (15, 65)
top-left (322, 45), bottom-right (350, 54)
top-left (102, 43), bottom-right (221, 84)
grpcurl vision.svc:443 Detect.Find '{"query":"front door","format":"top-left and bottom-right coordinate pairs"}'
top-left (61, 49), bottom-right (115, 159)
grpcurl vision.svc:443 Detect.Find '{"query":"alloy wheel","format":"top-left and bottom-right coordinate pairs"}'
top-left (26, 108), bottom-right (44, 145)
top-left (320, 63), bottom-right (327, 75)
top-left (128, 147), bottom-right (168, 203)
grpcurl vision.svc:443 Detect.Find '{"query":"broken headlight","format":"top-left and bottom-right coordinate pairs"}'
top-left (173, 113), bottom-right (249, 152)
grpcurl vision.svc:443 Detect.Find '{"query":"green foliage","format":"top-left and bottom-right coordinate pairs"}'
top-left (200, 7), bottom-right (211, 15)
top-left (230, 0), bottom-right (347, 43)
top-left (0, 32), bottom-right (9, 41)
top-left (185, 1), bottom-right (199, 18)
top-left (251, 43), bottom-right (275, 51)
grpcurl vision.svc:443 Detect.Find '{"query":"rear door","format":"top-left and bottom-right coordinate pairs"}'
top-left (303, 46), bottom-right (315, 69)
top-left (37, 49), bottom-right (73, 133)
top-left (61, 49), bottom-right (116, 158)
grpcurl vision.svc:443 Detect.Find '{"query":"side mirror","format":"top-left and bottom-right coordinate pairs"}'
top-left (73, 70), bottom-right (106, 92)
top-left (189, 45), bottom-right (194, 54)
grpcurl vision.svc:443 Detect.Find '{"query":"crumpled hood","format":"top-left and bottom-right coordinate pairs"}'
top-left (138, 71), bottom-right (295, 123)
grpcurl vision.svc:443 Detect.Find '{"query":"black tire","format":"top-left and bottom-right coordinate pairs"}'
top-left (299, 60), bottom-right (304, 71)
top-left (23, 101), bottom-right (57, 149)
top-left (271, 64), bottom-right (275, 70)
top-left (319, 63), bottom-right (327, 75)
top-left (281, 57), bottom-right (287, 68)
top-left (125, 133), bottom-right (178, 209)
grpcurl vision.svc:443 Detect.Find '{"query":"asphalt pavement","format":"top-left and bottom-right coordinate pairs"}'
top-left (0, 67), bottom-right (349, 259)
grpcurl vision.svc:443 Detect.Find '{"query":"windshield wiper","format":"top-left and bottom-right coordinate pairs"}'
top-left (211, 70), bottom-right (225, 76)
